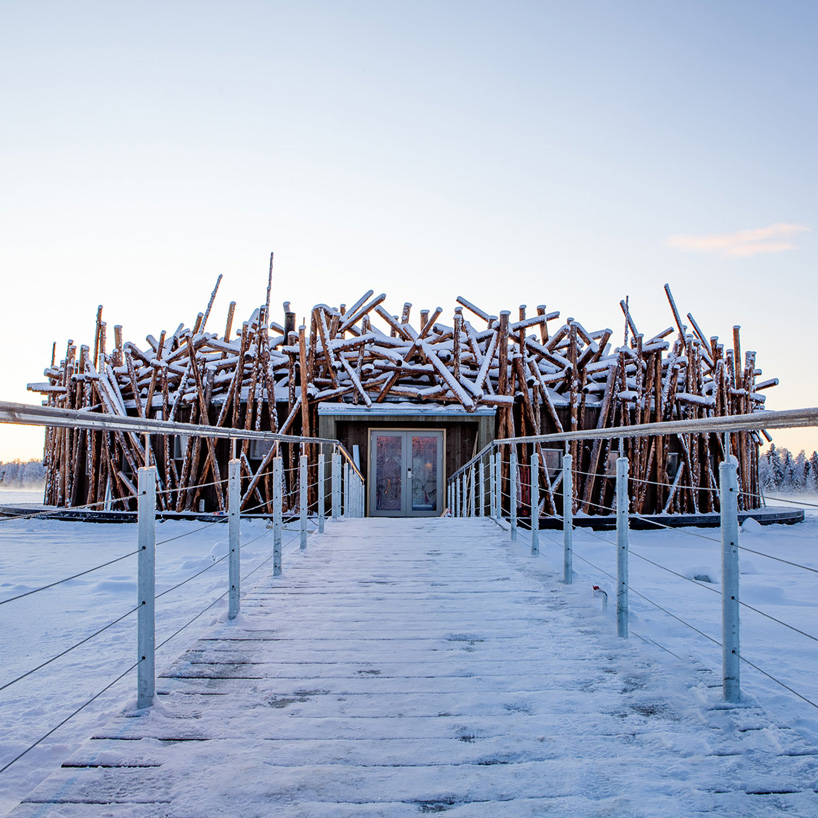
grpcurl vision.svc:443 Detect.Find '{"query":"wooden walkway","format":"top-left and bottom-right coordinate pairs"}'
top-left (12, 518), bottom-right (818, 817)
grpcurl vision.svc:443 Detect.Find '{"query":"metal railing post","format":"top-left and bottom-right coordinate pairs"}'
top-left (456, 474), bottom-right (462, 517)
top-left (137, 466), bottom-right (157, 709)
top-left (479, 460), bottom-right (486, 518)
top-left (489, 452), bottom-right (496, 519)
top-left (495, 450), bottom-right (502, 522)
top-left (228, 458), bottom-right (240, 619)
top-left (530, 452), bottom-right (539, 556)
top-left (509, 448), bottom-right (517, 541)
top-left (299, 453), bottom-right (308, 549)
top-left (562, 453), bottom-right (573, 584)
top-left (616, 456), bottom-right (629, 638)
top-left (343, 462), bottom-right (350, 518)
top-left (469, 467), bottom-right (476, 517)
top-left (273, 456), bottom-right (282, 576)
top-left (721, 454), bottom-right (741, 703)
top-left (359, 474), bottom-right (365, 517)
top-left (318, 452), bottom-right (325, 533)
top-left (332, 452), bottom-right (341, 520)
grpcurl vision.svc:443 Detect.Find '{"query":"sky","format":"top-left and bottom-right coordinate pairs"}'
top-left (1, 0), bottom-right (816, 461)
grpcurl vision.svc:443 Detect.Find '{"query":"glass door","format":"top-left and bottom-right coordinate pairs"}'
top-left (369, 430), bottom-right (444, 516)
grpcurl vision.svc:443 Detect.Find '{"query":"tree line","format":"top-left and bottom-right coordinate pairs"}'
top-left (0, 459), bottom-right (46, 487)
top-left (760, 445), bottom-right (818, 494)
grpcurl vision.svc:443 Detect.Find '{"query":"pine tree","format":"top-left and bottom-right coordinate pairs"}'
top-left (809, 452), bottom-right (818, 493)
top-left (781, 449), bottom-right (795, 493)
top-left (767, 444), bottom-right (785, 490)
top-left (793, 450), bottom-right (807, 492)
top-left (759, 448), bottom-right (773, 491)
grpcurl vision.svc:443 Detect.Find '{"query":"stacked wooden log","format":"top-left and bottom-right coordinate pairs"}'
top-left (29, 277), bottom-right (774, 515)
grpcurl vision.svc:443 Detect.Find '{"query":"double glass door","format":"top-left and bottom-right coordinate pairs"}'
top-left (369, 430), bottom-right (445, 517)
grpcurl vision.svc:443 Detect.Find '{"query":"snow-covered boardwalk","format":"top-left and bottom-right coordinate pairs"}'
top-left (12, 518), bottom-right (818, 817)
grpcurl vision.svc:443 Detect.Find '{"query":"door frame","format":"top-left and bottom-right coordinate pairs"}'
top-left (366, 427), bottom-right (446, 517)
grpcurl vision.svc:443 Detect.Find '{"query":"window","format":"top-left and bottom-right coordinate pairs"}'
top-left (174, 435), bottom-right (189, 460)
top-left (541, 449), bottom-right (562, 478)
top-left (249, 439), bottom-right (274, 460)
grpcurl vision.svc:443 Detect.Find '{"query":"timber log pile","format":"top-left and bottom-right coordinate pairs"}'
top-left (29, 275), bottom-right (775, 515)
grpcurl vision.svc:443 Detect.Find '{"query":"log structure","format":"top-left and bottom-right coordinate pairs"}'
top-left (29, 274), bottom-right (775, 516)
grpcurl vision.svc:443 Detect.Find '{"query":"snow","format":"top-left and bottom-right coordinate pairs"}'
top-left (1, 504), bottom-right (817, 815)
top-left (0, 500), bottom-right (297, 816)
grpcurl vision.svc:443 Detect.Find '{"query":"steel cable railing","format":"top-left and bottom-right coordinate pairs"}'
top-left (569, 539), bottom-right (818, 712)
top-left (0, 519), bottom-right (263, 694)
top-left (0, 410), bottom-right (365, 784)
top-left (451, 427), bottom-right (818, 715)
top-left (0, 524), bottom-right (291, 777)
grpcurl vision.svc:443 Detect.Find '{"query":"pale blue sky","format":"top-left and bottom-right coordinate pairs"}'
top-left (1, 0), bottom-right (816, 459)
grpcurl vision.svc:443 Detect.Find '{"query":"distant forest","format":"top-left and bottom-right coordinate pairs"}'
top-left (0, 459), bottom-right (46, 487)
top-left (760, 446), bottom-right (818, 494)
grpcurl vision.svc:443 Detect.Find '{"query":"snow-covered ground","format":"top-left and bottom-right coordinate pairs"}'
top-left (0, 494), bottom-right (301, 816)
top-left (0, 492), bottom-right (816, 815)
top-left (534, 497), bottom-right (818, 746)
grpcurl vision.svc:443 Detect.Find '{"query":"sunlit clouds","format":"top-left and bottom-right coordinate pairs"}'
top-left (666, 223), bottom-right (810, 257)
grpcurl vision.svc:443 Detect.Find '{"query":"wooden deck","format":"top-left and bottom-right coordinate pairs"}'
top-left (11, 518), bottom-right (818, 817)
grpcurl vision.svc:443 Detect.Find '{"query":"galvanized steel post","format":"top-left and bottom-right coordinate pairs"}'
top-left (562, 453), bottom-right (573, 583)
top-left (479, 460), bottom-right (486, 518)
top-left (509, 448), bottom-right (517, 541)
top-left (137, 466), bottom-right (156, 709)
top-left (343, 462), bottom-right (350, 518)
top-left (530, 452), bottom-right (539, 556)
top-left (720, 455), bottom-right (741, 703)
top-left (616, 456), bottom-right (629, 638)
top-left (299, 454), bottom-right (308, 549)
top-left (494, 450), bottom-right (502, 522)
top-left (317, 453), bottom-right (325, 533)
top-left (455, 474), bottom-right (460, 517)
top-left (272, 456), bottom-right (282, 576)
top-left (332, 452), bottom-right (341, 520)
top-left (228, 458), bottom-right (240, 619)
top-left (469, 467), bottom-right (476, 517)
top-left (488, 454), bottom-right (495, 518)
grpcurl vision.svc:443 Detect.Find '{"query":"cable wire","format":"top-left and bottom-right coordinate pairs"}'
top-left (737, 653), bottom-right (818, 711)
top-left (0, 550), bottom-right (139, 607)
top-left (738, 600), bottom-right (818, 644)
top-left (735, 544), bottom-right (818, 576)
top-left (630, 512), bottom-right (721, 545)
top-left (627, 548), bottom-right (722, 595)
top-left (0, 497), bottom-right (112, 523)
top-left (156, 519), bottom-right (224, 546)
top-left (155, 555), bottom-right (228, 600)
top-left (0, 658), bottom-right (139, 775)
top-left (570, 542), bottom-right (818, 710)
top-left (0, 605), bottom-right (138, 693)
